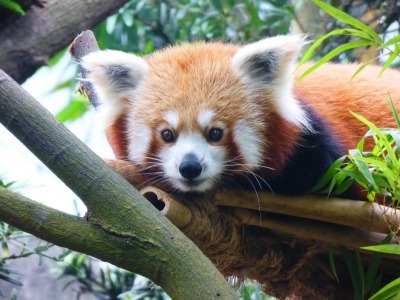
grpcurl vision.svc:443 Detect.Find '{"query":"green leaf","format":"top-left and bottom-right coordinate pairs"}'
top-left (332, 177), bottom-right (354, 195)
top-left (298, 29), bottom-right (375, 66)
top-left (0, 181), bottom-right (14, 189)
top-left (0, 273), bottom-right (22, 286)
top-left (350, 63), bottom-right (373, 81)
top-left (1, 240), bottom-right (9, 258)
top-left (362, 245), bottom-right (400, 255)
top-left (310, 0), bottom-right (381, 43)
top-left (311, 156), bottom-right (346, 192)
top-left (364, 250), bottom-right (384, 295)
top-left (62, 278), bottom-right (77, 292)
top-left (56, 98), bottom-right (89, 123)
top-left (298, 40), bottom-right (375, 80)
top-left (355, 250), bottom-right (365, 297)
top-left (369, 277), bottom-right (400, 300)
top-left (378, 34), bottom-right (400, 50)
top-left (352, 112), bottom-right (398, 168)
top-left (210, 0), bottom-right (223, 12)
top-left (328, 246), bottom-right (339, 283)
top-left (10, 288), bottom-right (17, 300)
top-left (0, 0), bottom-right (25, 15)
top-left (349, 155), bottom-right (397, 191)
top-left (388, 98), bottom-right (400, 129)
top-left (340, 246), bottom-right (363, 300)
top-left (58, 249), bottom-right (73, 261)
top-left (76, 254), bottom-right (87, 266)
top-left (348, 149), bottom-right (379, 190)
top-left (379, 52), bottom-right (399, 76)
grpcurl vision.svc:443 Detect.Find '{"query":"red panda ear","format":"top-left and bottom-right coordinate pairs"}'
top-left (81, 50), bottom-right (148, 128)
top-left (231, 35), bottom-right (311, 130)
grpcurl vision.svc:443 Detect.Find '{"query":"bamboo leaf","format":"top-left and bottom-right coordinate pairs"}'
top-left (298, 40), bottom-right (375, 80)
top-left (328, 246), bottom-right (339, 283)
top-left (378, 34), bottom-right (400, 50)
top-left (332, 177), bottom-right (354, 195)
top-left (310, 0), bottom-right (381, 43)
top-left (311, 156), bottom-right (346, 192)
top-left (298, 29), bottom-right (372, 66)
top-left (388, 98), bottom-right (400, 128)
top-left (351, 63), bottom-right (373, 81)
top-left (352, 112), bottom-right (398, 167)
top-left (1, 240), bottom-right (9, 258)
top-left (369, 277), bottom-right (400, 300)
top-left (0, 0), bottom-right (25, 15)
top-left (379, 52), bottom-right (399, 76)
top-left (355, 250), bottom-right (365, 297)
top-left (10, 288), bottom-right (17, 300)
top-left (340, 246), bottom-right (362, 300)
top-left (348, 149), bottom-right (378, 190)
top-left (0, 273), bottom-right (22, 286)
top-left (362, 245), bottom-right (400, 255)
top-left (364, 250), bottom-right (384, 295)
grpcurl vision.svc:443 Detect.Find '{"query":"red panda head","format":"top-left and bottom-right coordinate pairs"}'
top-left (82, 35), bottom-right (309, 193)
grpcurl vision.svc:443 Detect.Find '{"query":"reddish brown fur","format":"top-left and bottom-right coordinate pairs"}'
top-left (106, 114), bottom-right (129, 160)
top-left (106, 43), bottom-right (400, 190)
top-left (294, 63), bottom-right (400, 150)
top-left (132, 43), bottom-right (256, 133)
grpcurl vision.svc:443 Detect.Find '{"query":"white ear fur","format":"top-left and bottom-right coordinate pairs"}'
top-left (81, 50), bottom-right (148, 128)
top-left (232, 35), bottom-right (311, 130)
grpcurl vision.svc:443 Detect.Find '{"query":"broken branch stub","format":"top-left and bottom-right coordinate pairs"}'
top-left (69, 30), bottom-right (100, 108)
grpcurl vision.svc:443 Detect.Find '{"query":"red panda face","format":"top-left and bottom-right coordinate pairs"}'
top-left (122, 43), bottom-right (274, 192)
top-left (82, 36), bottom-right (309, 193)
top-left (152, 109), bottom-right (227, 192)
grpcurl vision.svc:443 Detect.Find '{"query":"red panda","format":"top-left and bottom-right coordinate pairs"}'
top-left (81, 35), bottom-right (400, 197)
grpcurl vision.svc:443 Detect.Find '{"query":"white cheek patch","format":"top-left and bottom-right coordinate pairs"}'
top-left (159, 132), bottom-right (226, 192)
top-left (126, 123), bottom-right (152, 164)
top-left (197, 109), bottom-right (215, 129)
top-left (163, 110), bottom-right (179, 130)
top-left (234, 121), bottom-right (263, 167)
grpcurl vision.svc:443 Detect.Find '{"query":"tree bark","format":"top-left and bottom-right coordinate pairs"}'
top-left (0, 0), bottom-right (129, 84)
top-left (0, 69), bottom-right (237, 300)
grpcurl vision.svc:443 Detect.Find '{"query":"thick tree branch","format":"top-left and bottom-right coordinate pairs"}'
top-left (0, 69), bottom-right (236, 300)
top-left (0, 0), bottom-right (129, 83)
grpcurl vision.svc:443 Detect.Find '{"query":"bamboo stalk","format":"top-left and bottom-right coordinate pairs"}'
top-left (140, 186), bottom-right (192, 228)
top-left (234, 208), bottom-right (397, 249)
top-left (134, 186), bottom-right (398, 251)
top-left (215, 190), bottom-right (399, 234)
top-left (105, 159), bottom-right (399, 235)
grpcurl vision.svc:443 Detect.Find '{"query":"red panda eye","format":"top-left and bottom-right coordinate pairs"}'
top-left (208, 128), bottom-right (223, 142)
top-left (161, 129), bottom-right (174, 143)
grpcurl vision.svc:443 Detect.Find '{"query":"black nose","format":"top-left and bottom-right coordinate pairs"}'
top-left (179, 154), bottom-right (202, 180)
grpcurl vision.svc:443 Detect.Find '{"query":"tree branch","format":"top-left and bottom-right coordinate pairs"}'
top-left (215, 190), bottom-right (399, 234)
top-left (0, 69), bottom-right (236, 300)
top-left (0, 0), bottom-right (129, 83)
top-left (69, 30), bottom-right (101, 108)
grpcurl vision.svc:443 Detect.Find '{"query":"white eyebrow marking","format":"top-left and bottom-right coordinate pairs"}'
top-left (164, 110), bottom-right (179, 129)
top-left (197, 109), bottom-right (215, 129)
